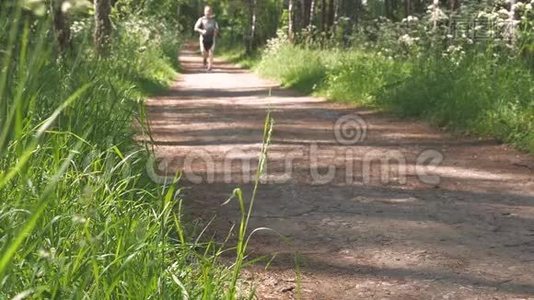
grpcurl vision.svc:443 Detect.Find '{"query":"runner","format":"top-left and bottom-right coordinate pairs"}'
top-left (194, 6), bottom-right (219, 71)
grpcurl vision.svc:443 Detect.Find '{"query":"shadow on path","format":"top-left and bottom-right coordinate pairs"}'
top-left (144, 47), bottom-right (534, 299)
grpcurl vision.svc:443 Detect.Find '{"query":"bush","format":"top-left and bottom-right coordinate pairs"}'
top-left (257, 40), bottom-right (534, 152)
top-left (375, 52), bottom-right (534, 151)
top-left (257, 39), bottom-right (327, 93)
top-left (324, 51), bottom-right (410, 105)
top-left (0, 7), bottom-right (238, 298)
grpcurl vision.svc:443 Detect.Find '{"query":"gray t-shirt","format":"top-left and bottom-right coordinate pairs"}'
top-left (194, 17), bottom-right (219, 40)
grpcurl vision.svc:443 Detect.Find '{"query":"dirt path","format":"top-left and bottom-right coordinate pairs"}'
top-left (145, 47), bottom-right (534, 299)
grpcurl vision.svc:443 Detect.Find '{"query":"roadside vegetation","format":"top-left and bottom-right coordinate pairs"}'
top-left (0, 1), bottom-right (253, 298)
top-left (2, 0), bottom-right (533, 298)
top-left (221, 0), bottom-right (534, 153)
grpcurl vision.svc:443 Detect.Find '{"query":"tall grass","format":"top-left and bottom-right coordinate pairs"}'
top-left (256, 42), bottom-right (534, 152)
top-left (376, 53), bottom-right (534, 151)
top-left (0, 5), bottom-right (253, 298)
top-left (257, 44), bottom-right (328, 93)
top-left (218, 39), bottom-right (262, 70)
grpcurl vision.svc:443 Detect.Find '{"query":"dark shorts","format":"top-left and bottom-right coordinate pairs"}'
top-left (202, 38), bottom-right (214, 52)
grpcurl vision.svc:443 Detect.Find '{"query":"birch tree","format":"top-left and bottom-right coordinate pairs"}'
top-left (289, 0), bottom-right (295, 41)
top-left (309, 0), bottom-right (316, 28)
top-left (246, 0), bottom-right (257, 53)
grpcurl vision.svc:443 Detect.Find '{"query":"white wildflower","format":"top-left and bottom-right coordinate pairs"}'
top-left (72, 214), bottom-right (87, 224)
top-left (514, 2), bottom-right (525, 10)
top-left (38, 249), bottom-right (50, 259)
top-left (498, 8), bottom-right (510, 17)
top-left (61, 1), bottom-right (72, 12)
top-left (402, 15), bottom-right (419, 23)
top-left (38, 248), bottom-right (56, 259)
top-left (399, 34), bottom-right (416, 46)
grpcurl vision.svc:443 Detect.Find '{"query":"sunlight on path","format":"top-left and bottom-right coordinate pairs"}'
top-left (144, 48), bottom-right (534, 299)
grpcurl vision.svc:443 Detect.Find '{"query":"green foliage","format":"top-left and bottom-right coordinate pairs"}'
top-left (325, 51), bottom-right (410, 105)
top-left (257, 42), bottom-right (327, 93)
top-left (252, 0), bottom-right (534, 153)
top-left (257, 40), bottom-right (534, 152)
top-left (0, 4), bottom-right (245, 299)
top-left (218, 40), bottom-right (261, 69)
top-left (208, 0), bottom-right (284, 49)
top-left (377, 53), bottom-right (534, 151)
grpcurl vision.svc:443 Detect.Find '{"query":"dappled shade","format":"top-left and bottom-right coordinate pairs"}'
top-left (144, 47), bottom-right (534, 299)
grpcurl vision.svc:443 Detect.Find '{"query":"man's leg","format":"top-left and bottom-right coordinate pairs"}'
top-left (207, 42), bottom-right (215, 71)
top-left (200, 37), bottom-right (207, 67)
top-left (207, 49), bottom-right (214, 71)
top-left (203, 51), bottom-right (208, 67)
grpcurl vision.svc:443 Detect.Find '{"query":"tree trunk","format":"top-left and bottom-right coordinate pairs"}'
top-left (385, 0), bottom-right (394, 20)
top-left (246, 0), bottom-right (257, 53)
top-left (404, 0), bottom-right (412, 17)
top-left (288, 0), bottom-right (295, 41)
top-left (309, 0), bottom-right (316, 27)
top-left (507, 0), bottom-right (517, 47)
top-left (432, 0), bottom-right (440, 30)
top-left (321, 0), bottom-right (327, 31)
top-left (294, 0), bottom-right (302, 33)
top-left (52, 0), bottom-right (71, 53)
top-left (327, 0), bottom-right (335, 29)
top-left (392, 0), bottom-right (399, 19)
top-left (301, 0), bottom-right (311, 29)
top-left (355, 0), bottom-right (363, 23)
top-left (94, 0), bottom-right (112, 54)
top-left (448, 0), bottom-right (460, 11)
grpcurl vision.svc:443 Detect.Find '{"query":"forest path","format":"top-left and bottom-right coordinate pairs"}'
top-left (145, 46), bottom-right (534, 299)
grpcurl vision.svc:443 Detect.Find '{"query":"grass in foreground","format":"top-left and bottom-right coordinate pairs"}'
top-left (0, 6), bottom-right (256, 299)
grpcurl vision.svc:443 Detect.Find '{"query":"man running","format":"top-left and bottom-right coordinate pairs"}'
top-left (194, 6), bottom-right (219, 71)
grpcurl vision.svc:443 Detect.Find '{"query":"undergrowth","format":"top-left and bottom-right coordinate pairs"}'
top-left (255, 42), bottom-right (534, 152)
top-left (0, 5), bottom-right (254, 299)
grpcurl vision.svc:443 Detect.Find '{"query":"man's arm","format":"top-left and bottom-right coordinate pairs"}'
top-left (214, 21), bottom-right (220, 38)
top-left (194, 18), bottom-right (205, 34)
